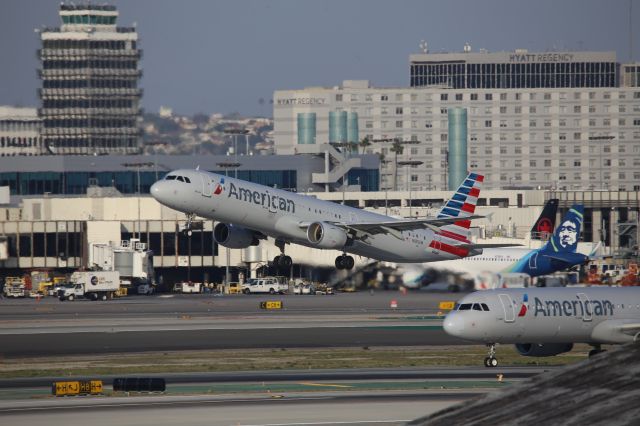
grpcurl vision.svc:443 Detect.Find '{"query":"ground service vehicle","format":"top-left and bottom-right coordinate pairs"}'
top-left (58, 271), bottom-right (120, 301)
top-left (3, 277), bottom-right (26, 298)
top-left (242, 277), bottom-right (288, 294)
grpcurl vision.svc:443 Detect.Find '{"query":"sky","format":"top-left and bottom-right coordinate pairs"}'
top-left (0, 0), bottom-right (638, 117)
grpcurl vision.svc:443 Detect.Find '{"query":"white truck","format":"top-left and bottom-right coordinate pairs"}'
top-left (242, 277), bottom-right (288, 294)
top-left (58, 271), bottom-right (120, 301)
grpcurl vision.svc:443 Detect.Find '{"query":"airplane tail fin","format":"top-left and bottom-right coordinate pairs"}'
top-left (542, 205), bottom-right (584, 253)
top-left (530, 199), bottom-right (559, 240)
top-left (435, 172), bottom-right (483, 243)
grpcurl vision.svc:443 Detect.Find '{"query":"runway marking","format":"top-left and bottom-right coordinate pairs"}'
top-left (298, 382), bottom-right (353, 388)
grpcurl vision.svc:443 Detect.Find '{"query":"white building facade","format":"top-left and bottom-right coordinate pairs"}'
top-left (274, 51), bottom-right (640, 192)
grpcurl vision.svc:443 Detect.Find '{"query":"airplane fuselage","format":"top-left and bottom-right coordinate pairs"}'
top-left (444, 287), bottom-right (640, 345)
top-left (150, 169), bottom-right (464, 263)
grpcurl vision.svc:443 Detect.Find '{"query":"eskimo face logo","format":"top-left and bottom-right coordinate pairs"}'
top-left (90, 276), bottom-right (98, 286)
top-left (213, 177), bottom-right (225, 195)
top-left (558, 220), bottom-right (577, 248)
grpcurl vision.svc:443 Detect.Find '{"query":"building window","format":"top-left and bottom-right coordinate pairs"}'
top-left (470, 93), bottom-right (478, 100)
top-left (499, 93), bottom-right (507, 101)
top-left (396, 121), bottom-right (403, 128)
top-left (396, 107), bottom-right (403, 114)
top-left (500, 106), bottom-right (507, 114)
top-left (440, 108), bottom-right (448, 114)
top-left (440, 94), bottom-right (448, 101)
top-left (336, 94), bottom-right (343, 101)
top-left (485, 93), bottom-right (493, 101)
top-left (484, 120), bottom-right (492, 128)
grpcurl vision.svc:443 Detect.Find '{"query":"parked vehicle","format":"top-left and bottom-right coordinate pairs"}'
top-left (3, 277), bottom-right (26, 298)
top-left (137, 283), bottom-right (155, 295)
top-left (242, 277), bottom-right (288, 294)
top-left (173, 281), bottom-right (202, 293)
top-left (58, 271), bottom-right (120, 301)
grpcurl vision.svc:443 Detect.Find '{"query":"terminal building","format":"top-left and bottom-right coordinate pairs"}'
top-left (37, 4), bottom-right (142, 155)
top-left (274, 49), bottom-right (640, 193)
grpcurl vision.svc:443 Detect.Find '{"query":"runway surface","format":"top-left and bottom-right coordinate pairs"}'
top-left (0, 292), bottom-right (464, 357)
top-left (0, 391), bottom-right (481, 426)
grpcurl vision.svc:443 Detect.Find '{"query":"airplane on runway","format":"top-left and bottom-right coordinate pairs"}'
top-left (443, 287), bottom-right (640, 367)
top-left (150, 169), bottom-right (512, 270)
top-left (400, 204), bottom-right (590, 289)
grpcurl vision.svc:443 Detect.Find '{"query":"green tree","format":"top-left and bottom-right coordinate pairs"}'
top-left (358, 136), bottom-right (371, 155)
top-left (390, 139), bottom-right (404, 191)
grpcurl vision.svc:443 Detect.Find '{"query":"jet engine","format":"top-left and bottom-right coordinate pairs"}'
top-left (213, 223), bottom-right (259, 249)
top-left (515, 343), bottom-right (574, 357)
top-left (306, 222), bottom-right (348, 249)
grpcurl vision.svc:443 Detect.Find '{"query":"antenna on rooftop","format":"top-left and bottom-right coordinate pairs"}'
top-left (419, 40), bottom-right (428, 54)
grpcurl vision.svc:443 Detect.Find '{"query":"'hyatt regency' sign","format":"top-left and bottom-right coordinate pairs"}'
top-left (277, 97), bottom-right (326, 106)
top-left (509, 53), bottom-right (575, 63)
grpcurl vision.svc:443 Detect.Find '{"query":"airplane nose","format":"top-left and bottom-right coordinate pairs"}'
top-left (443, 313), bottom-right (465, 338)
top-left (150, 181), bottom-right (165, 202)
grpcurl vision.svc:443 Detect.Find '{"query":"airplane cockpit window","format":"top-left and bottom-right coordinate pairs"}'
top-left (165, 175), bottom-right (177, 180)
top-left (481, 303), bottom-right (490, 311)
top-left (184, 176), bottom-right (191, 183)
top-left (177, 176), bottom-right (185, 182)
top-left (458, 303), bottom-right (472, 311)
top-left (472, 303), bottom-right (482, 311)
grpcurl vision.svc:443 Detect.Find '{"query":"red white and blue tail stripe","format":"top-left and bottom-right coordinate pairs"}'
top-left (428, 172), bottom-right (483, 257)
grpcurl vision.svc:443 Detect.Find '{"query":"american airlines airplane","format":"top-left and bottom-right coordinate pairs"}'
top-left (400, 204), bottom-right (589, 289)
top-left (150, 169), bottom-right (504, 269)
top-left (443, 287), bottom-right (640, 367)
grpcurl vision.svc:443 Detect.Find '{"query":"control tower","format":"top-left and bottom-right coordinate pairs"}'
top-left (38, 4), bottom-right (142, 155)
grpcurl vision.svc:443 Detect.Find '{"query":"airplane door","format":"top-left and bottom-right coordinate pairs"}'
top-left (528, 252), bottom-right (538, 270)
top-left (498, 294), bottom-right (516, 323)
top-left (577, 293), bottom-right (593, 322)
top-left (201, 174), bottom-right (213, 197)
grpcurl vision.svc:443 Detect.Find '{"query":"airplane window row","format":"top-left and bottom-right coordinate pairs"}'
top-left (458, 303), bottom-right (490, 311)
top-left (165, 175), bottom-right (191, 183)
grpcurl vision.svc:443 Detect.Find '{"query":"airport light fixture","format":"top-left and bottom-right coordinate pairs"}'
top-left (216, 161), bottom-right (241, 285)
top-left (398, 160), bottom-right (424, 218)
top-left (122, 162), bottom-right (155, 239)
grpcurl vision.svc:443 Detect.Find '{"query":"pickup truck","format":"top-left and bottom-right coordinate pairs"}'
top-left (242, 277), bottom-right (288, 294)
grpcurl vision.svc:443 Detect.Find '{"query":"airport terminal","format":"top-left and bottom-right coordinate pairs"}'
top-left (0, 2), bottom-right (639, 426)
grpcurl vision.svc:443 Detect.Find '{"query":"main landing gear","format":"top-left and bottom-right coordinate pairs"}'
top-left (588, 345), bottom-right (606, 358)
top-left (484, 343), bottom-right (498, 367)
top-left (335, 254), bottom-right (355, 270)
top-left (273, 239), bottom-right (292, 269)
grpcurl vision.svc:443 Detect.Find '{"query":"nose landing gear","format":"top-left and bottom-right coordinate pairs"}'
top-left (484, 343), bottom-right (498, 367)
top-left (335, 254), bottom-right (355, 270)
top-left (181, 213), bottom-right (196, 236)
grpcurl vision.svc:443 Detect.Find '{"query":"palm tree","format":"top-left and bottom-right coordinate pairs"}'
top-left (358, 136), bottom-right (371, 155)
top-left (390, 139), bottom-right (404, 191)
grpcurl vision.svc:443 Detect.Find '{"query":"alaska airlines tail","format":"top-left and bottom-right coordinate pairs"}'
top-left (436, 172), bottom-right (483, 243)
top-left (530, 199), bottom-right (559, 240)
top-left (542, 205), bottom-right (584, 253)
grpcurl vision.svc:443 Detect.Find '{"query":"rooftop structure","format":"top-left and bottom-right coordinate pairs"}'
top-left (0, 107), bottom-right (42, 157)
top-left (410, 49), bottom-right (618, 89)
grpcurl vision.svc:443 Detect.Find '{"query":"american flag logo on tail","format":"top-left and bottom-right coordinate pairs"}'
top-left (428, 172), bottom-right (483, 257)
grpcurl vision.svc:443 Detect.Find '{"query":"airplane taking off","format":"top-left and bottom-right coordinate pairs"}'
top-left (400, 204), bottom-right (589, 289)
top-left (150, 169), bottom-right (505, 270)
top-left (443, 287), bottom-right (640, 367)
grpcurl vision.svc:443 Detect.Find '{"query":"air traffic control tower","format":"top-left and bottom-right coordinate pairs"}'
top-left (38, 4), bottom-right (142, 155)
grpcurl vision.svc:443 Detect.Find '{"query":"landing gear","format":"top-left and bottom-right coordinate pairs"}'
top-left (273, 239), bottom-right (292, 269)
top-left (588, 345), bottom-right (606, 358)
top-left (335, 254), bottom-right (355, 270)
top-left (182, 213), bottom-right (195, 236)
top-left (484, 344), bottom-right (498, 367)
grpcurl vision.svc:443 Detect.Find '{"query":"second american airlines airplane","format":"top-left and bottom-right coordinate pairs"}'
top-left (444, 287), bottom-right (640, 367)
top-left (150, 170), bottom-right (502, 269)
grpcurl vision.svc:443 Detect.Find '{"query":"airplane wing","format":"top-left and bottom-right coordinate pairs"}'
top-left (335, 215), bottom-right (485, 236)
